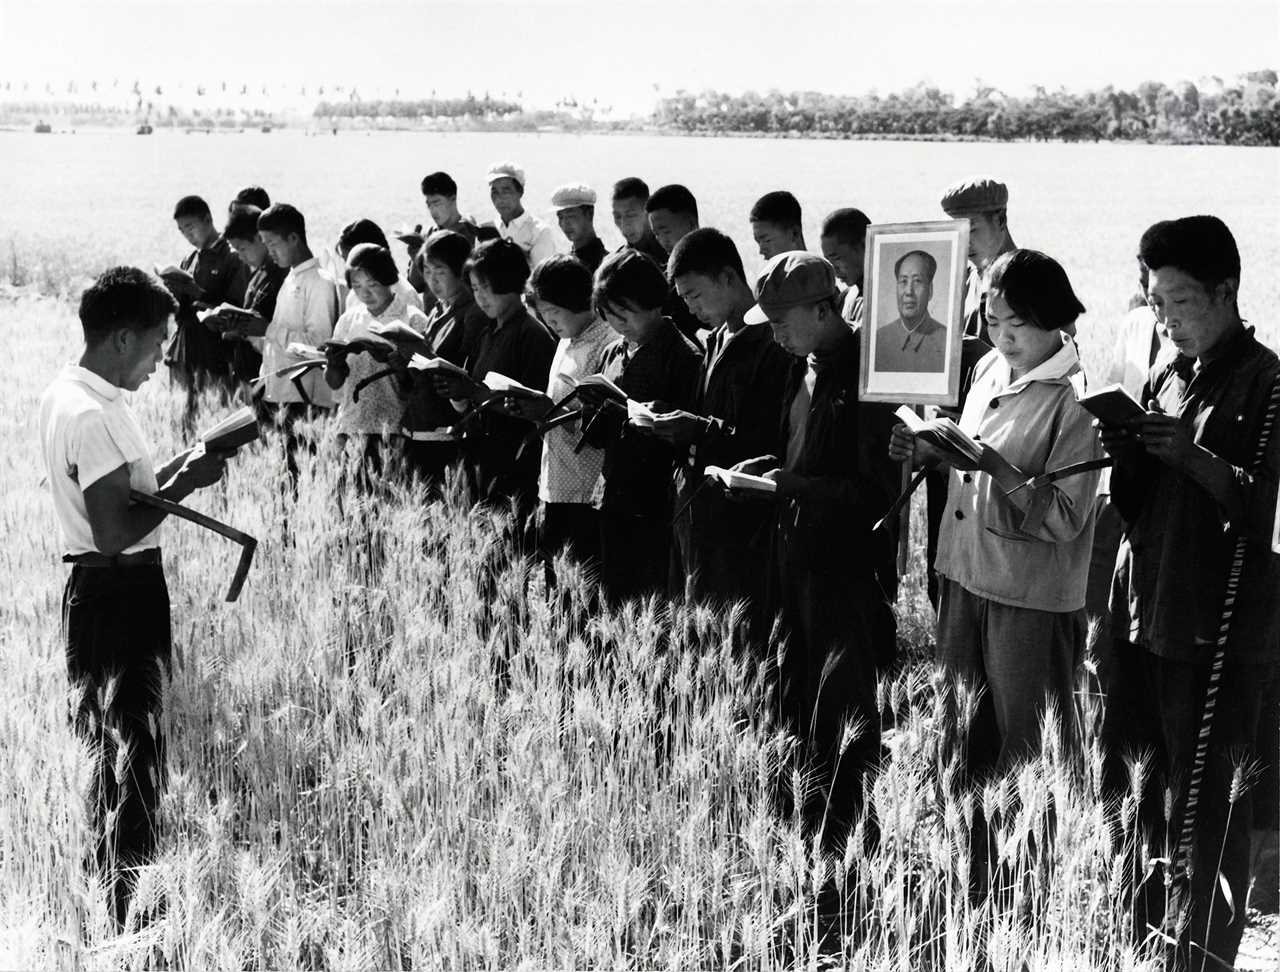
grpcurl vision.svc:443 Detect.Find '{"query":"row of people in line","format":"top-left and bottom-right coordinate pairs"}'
top-left (49, 162), bottom-right (1276, 965)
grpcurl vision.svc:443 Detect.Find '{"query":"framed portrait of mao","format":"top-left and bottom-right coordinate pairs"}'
top-left (859, 219), bottom-right (969, 407)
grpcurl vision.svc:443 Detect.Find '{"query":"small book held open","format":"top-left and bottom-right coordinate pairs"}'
top-left (627, 399), bottom-right (658, 428)
top-left (704, 465), bottom-right (777, 495)
top-left (407, 355), bottom-right (471, 379)
top-left (894, 405), bottom-right (983, 467)
top-left (367, 321), bottom-right (431, 356)
top-left (199, 405), bottom-right (259, 452)
top-left (564, 373), bottom-right (627, 401)
top-left (483, 372), bottom-right (549, 400)
top-left (1076, 384), bottom-right (1147, 426)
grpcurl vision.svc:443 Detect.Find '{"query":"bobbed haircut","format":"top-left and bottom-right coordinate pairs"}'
top-left (987, 249), bottom-right (1085, 332)
top-left (749, 190), bottom-right (802, 229)
top-left (821, 207), bottom-right (871, 247)
top-left (645, 184), bottom-right (698, 221)
top-left (345, 243), bottom-right (400, 288)
top-left (612, 176), bottom-right (650, 204)
top-left (465, 238), bottom-right (530, 295)
top-left (234, 186), bottom-right (271, 210)
top-left (80, 266), bottom-right (178, 343)
top-left (225, 205), bottom-right (264, 243)
top-left (420, 171), bottom-right (459, 198)
top-left (337, 218), bottom-right (390, 256)
top-left (257, 203), bottom-right (307, 242)
top-left (173, 195), bottom-right (211, 221)
top-left (421, 229), bottom-right (473, 279)
top-left (529, 255), bottom-right (594, 314)
top-left (1138, 215), bottom-right (1241, 294)
top-left (667, 227), bottom-right (746, 285)
top-left (592, 249), bottom-right (669, 319)
top-left (894, 249), bottom-right (938, 281)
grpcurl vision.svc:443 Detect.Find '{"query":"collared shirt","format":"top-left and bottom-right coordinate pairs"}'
top-left (935, 336), bottom-right (1103, 612)
top-left (572, 237), bottom-right (608, 274)
top-left (181, 233), bottom-right (246, 309)
top-left (539, 318), bottom-right (614, 504)
top-left (874, 315), bottom-right (948, 373)
top-left (171, 234), bottom-right (248, 377)
top-left (1112, 327), bottom-right (1280, 663)
top-left (340, 277), bottom-right (423, 315)
top-left (241, 262), bottom-right (287, 321)
top-left (497, 211), bottom-right (562, 266)
top-left (39, 364), bottom-right (161, 556)
top-left (259, 257), bottom-right (340, 406)
top-left (840, 283), bottom-right (863, 327)
top-left (331, 293), bottom-right (430, 436)
top-left (1110, 304), bottom-right (1170, 398)
top-left (403, 291), bottom-right (489, 435)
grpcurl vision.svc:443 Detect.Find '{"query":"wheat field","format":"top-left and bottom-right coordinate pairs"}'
top-left (2, 131), bottom-right (1278, 969)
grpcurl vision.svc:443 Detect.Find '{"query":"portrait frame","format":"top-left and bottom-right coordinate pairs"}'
top-left (859, 219), bottom-right (969, 407)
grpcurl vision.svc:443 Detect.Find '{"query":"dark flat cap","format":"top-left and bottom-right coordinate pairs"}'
top-left (941, 178), bottom-right (1009, 217)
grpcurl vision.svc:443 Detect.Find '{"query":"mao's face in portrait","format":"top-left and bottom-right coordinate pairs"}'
top-left (896, 253), bottom-right (934, 320)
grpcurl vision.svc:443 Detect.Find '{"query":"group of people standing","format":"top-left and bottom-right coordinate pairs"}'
top-left (39, 158), bottom-right (1278, 971)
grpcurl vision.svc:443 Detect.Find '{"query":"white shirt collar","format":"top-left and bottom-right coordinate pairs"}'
top-left (64, 363), bottom-right (122, 401)
top-left (995, 333), bottom-right (1080, 394)
top-left (289, 257), bottom-right (319, 278)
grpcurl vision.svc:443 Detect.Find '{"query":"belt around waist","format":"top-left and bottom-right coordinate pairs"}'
top-left (64, 548), bottom-right (162, 568)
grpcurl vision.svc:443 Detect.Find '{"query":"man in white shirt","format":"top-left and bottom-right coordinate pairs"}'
top-left (255, 203), bottom-right (341, 481)
top-left (38, 266), bottom-right (230, 927)
top-left (486, 161), bottom-right (562, 267)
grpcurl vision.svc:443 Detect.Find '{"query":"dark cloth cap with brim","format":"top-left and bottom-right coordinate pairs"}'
top-left (744, 251), bottom-right (839, 326)
top-left (940, 177), bottom-right (1009, 217)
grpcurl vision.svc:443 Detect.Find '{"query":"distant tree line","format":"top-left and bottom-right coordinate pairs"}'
top-left (653, 72), bottom-right (1280, 146)
top-left (314, 94), bottom-right (523, 120)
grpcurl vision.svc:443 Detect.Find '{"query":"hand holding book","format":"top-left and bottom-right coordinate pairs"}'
top-left (892, 405), bottom-right (984, 471)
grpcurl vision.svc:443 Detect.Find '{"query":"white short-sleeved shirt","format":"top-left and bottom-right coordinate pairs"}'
top-left (39, 364), bottom-right (161, 555)
top-left (259, 257), bottom-right (340, 407)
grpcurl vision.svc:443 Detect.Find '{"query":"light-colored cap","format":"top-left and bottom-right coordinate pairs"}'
top-left (744, 251), bottom-right (840, 326)
top-left (485, 161), bottom-right (526, 188)
top-left (940, 177), bottom-right (1009, 217)
top-left (550, 182), bottom-right (597, 211)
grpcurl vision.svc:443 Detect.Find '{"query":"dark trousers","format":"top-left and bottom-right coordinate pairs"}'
top-left (670, 514), bottom-right (771, 643)
top-left (773, 557), bottom-right (893, 851)
top-left (1104, 644), bottom-right (1280, 971)
top-left (599, 509), bottom-right (671, 607)
top-left (404, 441), bottom-right (460, 494)
top-left (63, 562), bottom-right (171, 927)
top-left (260, 401), bottom-right (322, 489)
top-left (539, 502), bottom-right (600, 570)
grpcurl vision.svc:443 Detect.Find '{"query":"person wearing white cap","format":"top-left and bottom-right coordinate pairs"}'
top-left (486, 161), bottom-right (562, 268)
top-left (551, 182), bottom-right (606, 273)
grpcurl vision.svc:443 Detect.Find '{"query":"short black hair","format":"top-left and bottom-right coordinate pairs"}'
top-left (645, 184), bottom-right (698, 221)
top-left (173, 195), bottom-right (211, 221)
top-left (749, 190), bottom-right (802, 230)
top-left (465, 238), bottom-right (530, 295)
top-left (79, 266), bottom-right (177, 344)
top-left (612, 176), bottom-right (650, 204)
top-left (987, 249), bottom-right (1085, 332)
top-left (337, 218), bottom-right (390, 257)
top-left (821, 208), bottom-right (871, 247)
top-left (420, 171), bottom-right (459, 198)
top-left (1138, 215), bottom-right (1241, 294)
top-left (345, 243), bottom-right (400, 288)
top-left (593, 249), bottom-right (669, 319)
top-left (529, 255), bottom-right (594, 314)
top-left (667, 227), bottom-right (746, 285)
top-left (894, 250), bottom-right (938, 281)
top-left (257, 203), bottom-right (307, 243)
top-left (421, 229), bottom-right (473, 279)
top-left (233, 186), bottom-right (271, 210)
top-left (224, 205), bottom-right (264, 243)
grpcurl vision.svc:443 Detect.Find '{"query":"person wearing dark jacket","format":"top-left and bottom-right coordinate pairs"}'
top-left (579, 249), bottom-right (702, 606)
top-left (733, 251), bottom-right (900, 853)
top-left (430, 238), bottom-right (555, 517)
top-left (651, 228), bottom-right (793, 633)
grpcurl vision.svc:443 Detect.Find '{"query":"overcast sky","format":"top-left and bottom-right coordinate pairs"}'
top-left (1, 0), bottom-right (1276, 115)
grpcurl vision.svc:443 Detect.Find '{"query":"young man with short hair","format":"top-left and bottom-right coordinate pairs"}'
top-left (940, 177), bottom-right (1016, 343)
top-left (38, 267), bottom-right (231, 926)
top-left (1100, 215), bottom-right (1280, 971)
top-left (551, 182), bottom-right (607, 273)
top-left (229, 185), bottom-right (271, 213)
top-left (421, 171), bottom-right (480, 243)
top-left (819, 207), bottom-right (871, 324)
top-left (749, 190), bottom-right (807, 260)
top-left (735, 252), bottom-right (899, 852)
top-left (611, 176), bottom-right (667, 265)
top-left (164, 194), bottom-right (248, 395)
top-left (486, 161), bottom-right (562, 266)
top-left (652, 228), bottom-right (793, 628)
top-left (255, 204), bottom-right (340, 445)
top-left (216, 204), bottom-right (287, 382)
top-left (642, 184), bottom-right (704, 347)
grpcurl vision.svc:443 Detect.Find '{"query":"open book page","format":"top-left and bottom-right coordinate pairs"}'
top-left (627, 399), bottom-right (658, 428)
top-left (894, 405), bottom-right (983, 466)
top-left (704, 465), bottom-right (777, 494)
top-left (407, 354), bottom-right (471, 379)
top-left (198, 405), bottom-right (259, 451)
top-left (1076, 383), bottom-right (1146, 426)
top-left (483, 372), bottom-right (549, 400)
top-left (564, 372), bottom-right (627, 401)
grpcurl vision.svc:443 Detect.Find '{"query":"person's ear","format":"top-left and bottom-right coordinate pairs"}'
top-left (1215, 277), bottom-right (1238, 307)
top-left (112, 327), bottom-right (133, 355)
